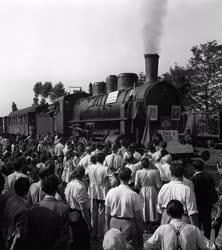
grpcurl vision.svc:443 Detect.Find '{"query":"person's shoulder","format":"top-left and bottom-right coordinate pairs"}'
top-left (55, 200), bottom-right (69, 213)
top-left (106, 185), bottom-right (119, 196)
top-left (7, 172), bottom-right (15, 178)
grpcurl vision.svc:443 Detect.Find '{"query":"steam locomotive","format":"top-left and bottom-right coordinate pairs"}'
top-left (1, 54), bottom-right (207, 158)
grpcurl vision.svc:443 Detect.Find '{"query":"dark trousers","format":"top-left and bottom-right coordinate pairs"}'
top-left (70, 214), bottom-right (90, 250)
top-left (0, 233), bottom-right (6, 250)
top-left (7, 239), bottom-right (27, 250)
top-left (91, 199), bottom-right (105, 239)
top-left (198, 211), bottom-right (211, 239)
top-left (110, 217), bottom-right (141, 249)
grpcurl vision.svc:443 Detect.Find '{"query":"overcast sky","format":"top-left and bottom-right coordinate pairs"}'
top-left (0, 0), bottom-right (221, 116)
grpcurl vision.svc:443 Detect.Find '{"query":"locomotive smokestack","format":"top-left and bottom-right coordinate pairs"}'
top-left (144, 54), bottom-right (159, 83)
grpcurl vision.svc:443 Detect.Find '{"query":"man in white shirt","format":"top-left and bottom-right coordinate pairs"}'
top-left (78, 146), bottom-right (93, 170)
top-left (157, 162), bottom-right (198, 226)
top-left (104, 144), bottom-right (123, 171)
top-left (155, 153), bottom-right (172, 183)
top-left (5, 158), bottom-right (28, 196)
top-left (65, 166), bottom-right (91, 250)
top-left (105, 167), bottom-right (143, 249)
top-left (54, 138), bottom-right (64, 157)
top-left (145, 199), bottom-right (215, 250)
top-left (86, 152), bottom-right (110, 240)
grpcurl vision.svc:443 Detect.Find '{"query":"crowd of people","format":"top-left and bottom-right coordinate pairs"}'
top-left (0, 133), bottom-right (222, 250)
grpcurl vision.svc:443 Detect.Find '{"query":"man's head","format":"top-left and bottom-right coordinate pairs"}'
top-left (85, 146), bottom-right (93, 154)
top-left (192, 160), bottom-right (204, 172)
top-left (42, 175), bottom-right (59, 196)
top-left (72, 165), bottom-right (85, 180)
top-left (39, 168), bottom-right (50, 180)
top-left (170, 162), bottom-right (184, 178)
top-left (112, 144), bottom-right (119, 154)
top-left (96, 152), bottom-right (105, 164)
top-left (118, 167), bottom-right (132, 183)
top-left (141, 158), bottom-right (150, 169)
top-left (167, 200), bottom-right (184, 219)
top-left (13, 158), bottom-right (23, 172)
top-left (14, 177), bottom-right (30, 198)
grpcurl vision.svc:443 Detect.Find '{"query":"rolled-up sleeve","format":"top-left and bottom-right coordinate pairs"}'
top-left (195, 226), bottom-right (215, 250)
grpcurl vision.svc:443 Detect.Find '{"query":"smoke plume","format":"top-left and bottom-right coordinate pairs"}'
top-left (141, 0), bottom-right (168, 54)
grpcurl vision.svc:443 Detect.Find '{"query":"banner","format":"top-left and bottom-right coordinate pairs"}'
top-left (158, 130), bottom-right (178, 143)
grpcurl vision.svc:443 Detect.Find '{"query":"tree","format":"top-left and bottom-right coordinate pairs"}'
top-left (33, 97), bottom-right (39, 106)
top-left (50, 82), bottom-right (66, 101)
top-left (12, 102), bottom-right (18, 112)
top-left (40, 98), bottom-right (46, 105)
top-left (188, 40), bottom-right (222, 112)
top-left (33, 82), bottom-right (43, 97)
top-left (161, 64), bottom-right (192, 108)
top-left (41, 82), bottom-right (53, 99)
top-left (89, 82), bottom-right (93, 95)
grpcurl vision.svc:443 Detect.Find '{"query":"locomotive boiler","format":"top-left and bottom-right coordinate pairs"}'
top-left (71, 54), bottom-right (182, 149)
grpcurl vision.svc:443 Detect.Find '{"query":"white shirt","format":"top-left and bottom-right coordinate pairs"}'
top-left (146, 218), bottom-right (215, 250)
top-left (78, 154), bottom-right (91, 170)
top-left (152, 150), bottom-right (162, 163)
top-left (123, 151), bottom-right (142, 162)
top-left (86, 163), bottom-right (110, 200)
top-left (157, 180), bottom-right (198, 216)
top-left (104, 153), bottom-right (123, 170)
top-left (65, 179), bottom-right (89, 210)
top-left (183, 177), bottom-right (194, 191)
top-left (105, 184), bottom-right (143, 218)
top-left (155, 162), bottom-right (172, 182)
top-left (125, 162), bottom-right (142, 184)
top-left (6, 171), bottom-right (28, 195)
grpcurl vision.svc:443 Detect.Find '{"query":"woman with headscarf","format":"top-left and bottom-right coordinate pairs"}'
top-left (103, 228), bottom-right (133, 250)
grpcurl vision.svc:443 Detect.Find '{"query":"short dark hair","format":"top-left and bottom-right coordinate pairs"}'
top-left (141, 158), bottom-right (150, 169)
top-left (13, 158), bottom-right (23, 171)
top-left (192, 160), bottom-right (204, 171)
top-left (118, 167), bottom-right (132, 182)
top-left (39, 168), bottom-right (50, 180)
top-left (90, 155), bottom-right (97, 164)
top-left (72, 166), bottom-right (85, 179)
top-left (42, 175), bottom-right (59, 195)
top-left (0, 173), bottom-right (5, 193)
top-left (96, 152), bottom-right (105, 164)
top-left (160, 149), bottom-right (168, 157)
top-left (112, 144), bottom-right (119, 153)
top-left (40, 155), bottom-right (47, 163)
top-left (96, 143), bottom-right (103, 151)
top-left (119, 139), bottom-right (127, 147)
top-left (170, 162), bottom-right (184, 178)
top-left (127, 145), bottom-right (134, 153)
top-left (14, 177), bottom-right (30, 197)
top-left (47, 163), bottom-right (55, 175)
top-left (167, 200), bottom-right (184, 218)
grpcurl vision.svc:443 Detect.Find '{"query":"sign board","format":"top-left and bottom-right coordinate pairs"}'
top-left (158, 130), bottom-right (178, 143)
top-left (158, 129), bottom-right (194, 154)
top-left (106, 91), bottom-right (119, 104)
top-left (148, 105), bottom-right (158, 121)
top-left (171, 106), bottom-right (181, 120)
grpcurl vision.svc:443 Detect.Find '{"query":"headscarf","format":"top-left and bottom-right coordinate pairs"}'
top-left (103, 228), bottom-right (128, 250)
